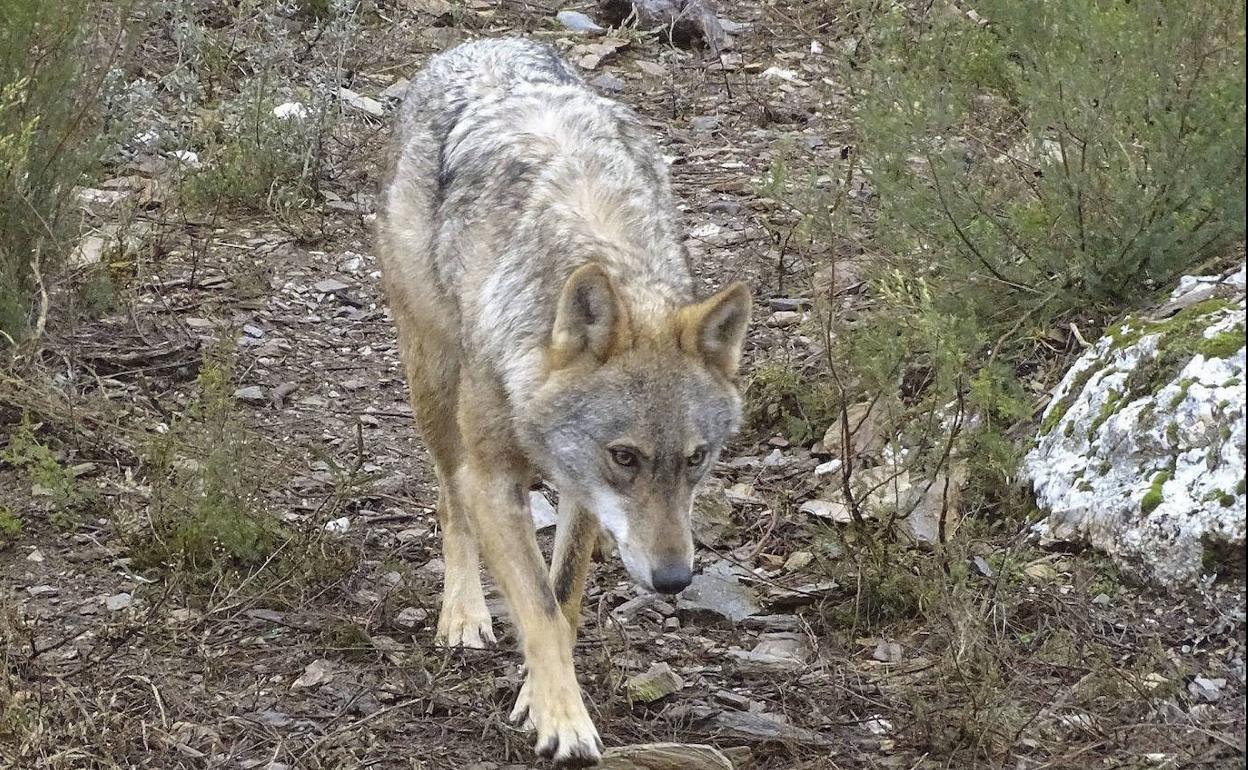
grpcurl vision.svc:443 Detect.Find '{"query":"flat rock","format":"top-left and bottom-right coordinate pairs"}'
top-left (691, 481), bottom-right (735, 546)
top-left (627, 662), bottom-right (684, 702)
top-left (313, 278), bottom-right (350, 294)
top-left (338, 87), bottom-right (386, 117)
top-left (529, 491), bottom-right (558, 529)
top-left (557, 9), bottom-right (605, 34)
top-left (233, 386), bottom-right (267, 404)
top-left (292, 658), bottom-right (335, 690)
top-left (105, 592), bottom-right (133, 611)
top-left (677, 560), bottom-right (761, 623)
top-left (698, 708), bottom-right (832, 747)
top-left (591, 73), bottom-right (626, 92)
top-left (599, 743), bottom-right (733, 770)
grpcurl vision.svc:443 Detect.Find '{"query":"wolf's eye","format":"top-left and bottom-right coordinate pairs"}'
top-left (687, 447), bottom-right (707, 467)
top-left (609, 447), bottom-right (639, 468)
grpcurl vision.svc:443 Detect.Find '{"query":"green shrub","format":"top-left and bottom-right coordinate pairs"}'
top-left (0, 414), bottom-right (98, 531)
top-left (0, 0), bottom-right (102, 342)
top-left (183, 74), bottom-right (335, 235)
top-left (128, 350), bottom-right (351, 598)
top-left (823, 0), bottom-right (1245, 514)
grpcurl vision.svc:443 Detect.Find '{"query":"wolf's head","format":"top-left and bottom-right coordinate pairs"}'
top-left (517, 263), bottom-right (750, 594)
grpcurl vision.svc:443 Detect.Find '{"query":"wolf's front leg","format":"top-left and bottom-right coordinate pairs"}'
top-left (456, 461), bottom-right (602, 767)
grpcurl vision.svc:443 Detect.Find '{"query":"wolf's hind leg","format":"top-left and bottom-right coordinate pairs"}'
top-left (433, 473), bottom-right (495, 648)
top-left (395, 312), bottom-right (494, 649)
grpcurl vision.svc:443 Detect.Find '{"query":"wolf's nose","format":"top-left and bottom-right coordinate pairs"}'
top-left (651, 564), bottom-right (693, 595)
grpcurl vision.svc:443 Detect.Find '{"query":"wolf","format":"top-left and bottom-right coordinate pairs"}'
top-left (376, 38), bottom-right (750, 766)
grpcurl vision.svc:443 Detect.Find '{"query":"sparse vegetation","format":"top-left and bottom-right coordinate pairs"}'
top-left (0, 0), bottom-right (112, 342)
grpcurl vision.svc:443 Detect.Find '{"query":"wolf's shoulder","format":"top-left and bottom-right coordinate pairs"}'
top-left (419, 37), bottom-right (584, 93)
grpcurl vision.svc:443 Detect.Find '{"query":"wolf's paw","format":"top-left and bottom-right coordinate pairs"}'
top-left (435, 601), bottom-right (495, 649)
top-left (510, 676), bottom-right (602, 767)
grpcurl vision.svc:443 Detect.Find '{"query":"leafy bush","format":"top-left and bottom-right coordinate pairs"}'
top-left (821, 0), bottom-right (1246, 515)
top-left (0, 0), bottom-right (104, 342)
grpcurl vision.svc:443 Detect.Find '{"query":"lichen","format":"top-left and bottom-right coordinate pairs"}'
top-left (1087, 389), bottom-right (1124, 439)
top-left (1196, 325), bottom-right (1245, 359)
top-left (1168, 378), bottom-right (1195, 409)
top-left (1165, 421), bottom-right (1180, 446)
top-left (1040, 361), bottom-right (1101, 436)
top-left (1119, 298), bottom-right (1239, 402)
top-left (1140, 470), bottom-right (1169, 513)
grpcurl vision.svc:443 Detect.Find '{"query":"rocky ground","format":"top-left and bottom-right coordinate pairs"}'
top-left (1, 2), bottom-right (1244, 769)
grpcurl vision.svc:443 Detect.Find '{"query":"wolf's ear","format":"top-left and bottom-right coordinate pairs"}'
top-left (550, 263), bottom-right (630, 365)
top-left (679, 282), bottom-right (751, 377)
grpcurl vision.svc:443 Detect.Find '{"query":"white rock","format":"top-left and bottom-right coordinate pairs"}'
top-left (1024, 268), bottom-right (1246, 586)
top-left (814, 458), bottom-right (842, 477)
top-left (337, 87), bottom-right (386, 118)
top-left (292, 658), bottom-right (335, 690)
top-left (272, 102), bottom-right (308, 120)
top-left (799, 499), bottom-right (852, 523)
top-left (169, 149), bottom-right (201, 169)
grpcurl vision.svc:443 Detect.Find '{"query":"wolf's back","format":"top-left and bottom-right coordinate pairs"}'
top-left (385, 38), bottom-right (582, 192)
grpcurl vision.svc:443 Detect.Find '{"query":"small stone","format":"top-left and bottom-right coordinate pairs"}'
top-left (725, 482), bottom-right (764, 505)
top-left (70, 236), bottom-right (106, 268)
top-left (663, 616), bottom-right (680, 631)
top-left (627, 662), bottom-right (684, 703)
top-left (397, 526), bottom-right (431, 543)
top-left (1188, 676), bottom-right (1226, 702)
top-left (169, 608), bottom-right (200, 623)
top-left (707, 200), bottom-right (743, 216)
top-left (713, 689), bottom-right (751, 710)
top-left (768, 297), bottom-right (811, 312)
top-left (530, 491), bottom-right (557, 530)
top-left (691, 483), bottom-right (734, 547)
top-left (768, 310), bottom-right (803, 326)
top-left (314, 278), bottom-right (350, 294)
top-left (676, 560), bottom-right (761, 623)
top-left (76, 187), bottom-right (131, 215)
top-left (395, 607), bottom-right (428, 629)
top-left (612, 594), bottom-right (663, 622)
top-left (556, 9), bottom-right (604, 34)
top-left (599, 743), bottom-right (733, 770)
top-left (105, 592), bottom-right (133, 611)
top-left (762, 448), bottom-right (786, 467)
top-left (273, 102), bottom-right (308, 120)
top-left (635, 60), bottom-right (667, 77)
top-left (799, 499), bottom-right (852, 523)
top-left (338, 87), bottom-right (386, 118)
top-left (590, 73), bottom-right (626, 92)
top-left (233, 386), bottom-right (267, 404)
top-left (691, 115), bottom-right (720, 132)
top-left (813, 459), bottom-right (843, 478)
top-left (783, 551), bottom-right (813, 571)
top-left (324, 516), bottom-right (351, 534)
top-left (871, 640), bottom-right (904, 663)
top-left (26, 549), bottom-right (45, 563)
top-left (292, 659), bottom-right (335, 690)
top-left (379, 78), bottom-right (410, 101)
